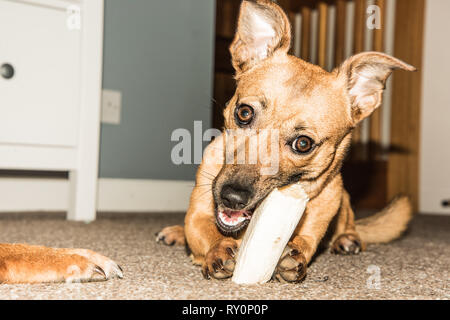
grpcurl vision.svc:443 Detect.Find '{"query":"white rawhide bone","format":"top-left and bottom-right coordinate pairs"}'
top-left (232, 183), bottom-right (309, 284)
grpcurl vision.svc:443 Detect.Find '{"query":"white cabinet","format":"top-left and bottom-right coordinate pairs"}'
top-left (0, 0), bottom-right (81, 146)
top-left (0, 0), bottom-right (104, 221)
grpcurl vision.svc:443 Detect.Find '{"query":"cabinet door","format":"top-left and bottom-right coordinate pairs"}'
top-left (0, 0), bottom-right (81, 147)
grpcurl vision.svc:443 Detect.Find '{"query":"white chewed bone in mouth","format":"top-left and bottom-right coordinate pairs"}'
top-left (232, 183), bottom-right (309, 285)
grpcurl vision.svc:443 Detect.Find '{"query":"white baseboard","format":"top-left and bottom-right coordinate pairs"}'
top-left (4, 177), bottom-right (447, 216)
top-left (420, 186), bottom-right (450, 216)
top-left (0, 178), bottom-right (194, 213)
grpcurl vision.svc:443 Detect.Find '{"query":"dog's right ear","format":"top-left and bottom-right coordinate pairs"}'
top-left (230, 0), bottom-right (291, 74)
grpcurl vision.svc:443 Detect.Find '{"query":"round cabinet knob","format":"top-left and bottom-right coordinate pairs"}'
top-left (1, 63), bottom-right (15, 79)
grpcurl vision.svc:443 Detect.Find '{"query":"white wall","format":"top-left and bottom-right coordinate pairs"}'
top-left (420, 0), bottom-right (450, 215)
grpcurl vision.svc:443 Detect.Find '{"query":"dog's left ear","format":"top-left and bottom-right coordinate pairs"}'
top-left (230, 0), bottom-right (291, 73)
top-left (338, 52), bottom-right (416, 124)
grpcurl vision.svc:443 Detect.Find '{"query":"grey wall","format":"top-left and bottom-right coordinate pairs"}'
top-left (100, 0), bottom-right (215, 180)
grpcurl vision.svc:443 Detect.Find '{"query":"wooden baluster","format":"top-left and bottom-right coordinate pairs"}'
top-left (334, 0), bottom-right (347, 66)
top-left (317, 1), bottom-right (328, 69)
top-left (288, 9), bottom-right (299, 56)
top-left (372, 0), bottom-right (385, 52)
top-left (301, 5), bottom-right (312, 61)
top-left (278, 0), bottom-right (299, 56)
top-left (369, 0), bottom-right (386, 158)
top-left (353, 0), bottom-right (366, 54)
top-left (352, 0), bottom-right (367, 152)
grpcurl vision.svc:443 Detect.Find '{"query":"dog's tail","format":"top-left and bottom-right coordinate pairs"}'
top-left (355, 195), bottom-right (414, 244)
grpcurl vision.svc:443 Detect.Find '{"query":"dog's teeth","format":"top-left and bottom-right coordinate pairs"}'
top-left (219, 211), bottom-right (246, 227)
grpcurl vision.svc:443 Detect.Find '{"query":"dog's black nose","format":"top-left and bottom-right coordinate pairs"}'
top-left (220, 184), bottom-right (252, 210)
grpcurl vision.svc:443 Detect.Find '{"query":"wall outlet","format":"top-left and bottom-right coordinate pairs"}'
top-left (101, 89), bottom-right (122, 124)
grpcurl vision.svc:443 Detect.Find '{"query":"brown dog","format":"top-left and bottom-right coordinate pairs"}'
top-left (157, 0), bottom-right (414, 282)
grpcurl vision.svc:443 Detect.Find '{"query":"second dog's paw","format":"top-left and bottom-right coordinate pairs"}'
top-left (67, 249), bottom-right (123, 282)
top-left (202, 238), bottom-right (237, 280)
top-left (273, 244), bottom-right (307, 283)
top-left (0, 246), bottom-right (122, 284)
top-left (156, 225), bottom-right (186, 246)
top-left (331, 233), bottom-right (364, 255)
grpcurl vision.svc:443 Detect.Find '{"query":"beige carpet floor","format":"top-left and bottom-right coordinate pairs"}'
top-left (0, 212), bottom-right (448, 300)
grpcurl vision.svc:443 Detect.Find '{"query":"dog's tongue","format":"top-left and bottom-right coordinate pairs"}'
top-left (223, 210), bottom-right (251, 219)
top-left (218, 209), bottom-right (252, 228)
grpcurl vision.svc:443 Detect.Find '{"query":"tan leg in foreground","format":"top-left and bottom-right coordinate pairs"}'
top-left (0, 244), bottom-right (122, 284)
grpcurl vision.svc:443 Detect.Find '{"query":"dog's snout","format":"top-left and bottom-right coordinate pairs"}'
top-left (220, 184), bottom-right (252, 210)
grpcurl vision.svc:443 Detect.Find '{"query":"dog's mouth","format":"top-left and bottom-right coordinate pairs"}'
top-left (215, 208), bottom-right (254, 235)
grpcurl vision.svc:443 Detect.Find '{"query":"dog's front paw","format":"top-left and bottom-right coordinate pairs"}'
top-left (331, 233), bottom-right (363, 255)
top-left (156, 225), bottom-right (186, 246)
top-left (202, 238), bottom-right (237, 280)
top-left (273, 244), bottom-right (307, 283)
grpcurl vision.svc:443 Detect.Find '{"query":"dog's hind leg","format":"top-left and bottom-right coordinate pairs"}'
top-left (156, 225), bottom-right (186, 246)
top-left (330, 190), bottom-right (365, 254)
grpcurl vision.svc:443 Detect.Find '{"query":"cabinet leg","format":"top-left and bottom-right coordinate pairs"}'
top-left (67, 169), bottom-right (98, 222)
top-left (66, 0), bottom-right (103, 221)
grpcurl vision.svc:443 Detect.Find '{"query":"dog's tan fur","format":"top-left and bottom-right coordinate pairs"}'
top-left (157, 0), bottom-right (415, 282)
top-left (0, 244), bottom-right (122, 283)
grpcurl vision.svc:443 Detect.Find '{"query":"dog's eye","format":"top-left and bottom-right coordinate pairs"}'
top-left (292, 136), bottom-right (314, 154)
top-left (234, 104), bottom-right (254, 125)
